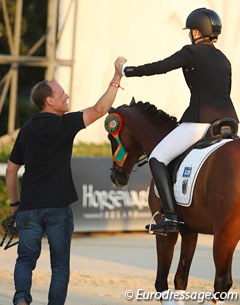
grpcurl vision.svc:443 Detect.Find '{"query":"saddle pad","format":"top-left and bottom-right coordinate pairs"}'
top-left (173, 139), bottom-right (232, 207)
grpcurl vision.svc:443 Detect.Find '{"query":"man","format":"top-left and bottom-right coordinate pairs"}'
top-left (6, 56), bottom-right (126, 305)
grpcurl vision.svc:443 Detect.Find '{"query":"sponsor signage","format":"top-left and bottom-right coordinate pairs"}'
top-left (71, 157), bottom-right (152, 232)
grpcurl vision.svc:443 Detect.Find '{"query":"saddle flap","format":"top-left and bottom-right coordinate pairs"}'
top-left (173, 139), bottom-right (233, 207)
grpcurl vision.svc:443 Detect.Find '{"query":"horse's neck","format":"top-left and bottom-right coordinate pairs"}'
top-left (136, 121), bottom-right (174, 156)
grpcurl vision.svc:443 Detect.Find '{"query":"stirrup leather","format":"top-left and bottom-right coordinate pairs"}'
top-left (147, 211), bottom-right (161, 234)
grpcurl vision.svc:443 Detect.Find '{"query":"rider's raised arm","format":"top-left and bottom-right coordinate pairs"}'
top-left (82, 56), bottom-right (127, 127)
top-left (121, 48), bottom-right (190, 77)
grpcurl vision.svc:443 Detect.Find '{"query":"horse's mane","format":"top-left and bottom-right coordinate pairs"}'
top-left (129, 101), bottom-right (178, 127)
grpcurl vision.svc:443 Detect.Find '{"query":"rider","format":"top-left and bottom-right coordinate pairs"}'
top-left (121, 8), bottom-right (239, 233)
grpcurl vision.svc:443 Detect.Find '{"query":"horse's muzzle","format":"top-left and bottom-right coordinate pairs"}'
top-left (110, 169), bottom-right (129, 187)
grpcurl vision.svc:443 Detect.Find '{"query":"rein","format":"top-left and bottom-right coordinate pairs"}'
top-left (137, 155), bottom-right (148, 167)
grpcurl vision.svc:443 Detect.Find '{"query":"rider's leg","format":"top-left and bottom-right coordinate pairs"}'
top-left (147, 123), bottom-right (209, 233)
top-left (148, 158), bottom-right (181, 232)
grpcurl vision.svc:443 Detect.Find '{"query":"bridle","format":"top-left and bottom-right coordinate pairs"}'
top-left (105, 112), bottom-right (148, 176)
top-left (108, 133), bottom-right (148, 173)
top-left (107, 133), bottom-right (126, 174)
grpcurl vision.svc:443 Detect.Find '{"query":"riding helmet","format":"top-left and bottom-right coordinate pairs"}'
top-left (184, 8), bottom-right (222, 39)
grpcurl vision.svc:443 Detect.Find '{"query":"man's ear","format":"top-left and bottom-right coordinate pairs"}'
top-left (192, 29), bottom-right (202, 38)
top-left (45, 96), bottom-right (53, 106)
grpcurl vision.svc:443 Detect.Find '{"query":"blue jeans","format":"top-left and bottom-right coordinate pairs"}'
top-left (13, 207), bottom-right (74, 305)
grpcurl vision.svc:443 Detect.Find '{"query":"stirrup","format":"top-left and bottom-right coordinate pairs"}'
top-left (147, 213), bottom-right (185, 235)
top-left (146, 211), bottom-right (167, 236)
top-left (148, 211), bottom-right (160, 234)
top-left (163, 217), bottom-right (184, 225)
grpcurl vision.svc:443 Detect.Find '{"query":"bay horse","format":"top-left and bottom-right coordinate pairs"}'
top-left (105, 98), bottom-right (240, 304)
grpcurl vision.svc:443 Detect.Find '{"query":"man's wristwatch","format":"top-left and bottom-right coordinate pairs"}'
top-left (10, 201), bottom-right (20, 207)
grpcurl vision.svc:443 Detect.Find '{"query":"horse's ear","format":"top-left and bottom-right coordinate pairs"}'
top-left (130, 97), bottom-right (136, 106)
top-left (108, 107), bottom-right (116, 114)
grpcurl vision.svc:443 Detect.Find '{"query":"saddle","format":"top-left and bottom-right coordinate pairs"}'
top-left (168, 118), bottom-right (239, 183)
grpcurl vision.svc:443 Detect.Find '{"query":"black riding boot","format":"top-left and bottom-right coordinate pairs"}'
top-left (146, 158), bottom-right (184, 233)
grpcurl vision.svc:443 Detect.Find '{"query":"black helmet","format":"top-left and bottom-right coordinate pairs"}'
top-left (185, 8), bottom-right (222, 39)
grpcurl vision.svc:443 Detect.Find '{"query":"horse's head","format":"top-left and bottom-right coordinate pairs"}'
top-left (105, 98), bottom-right (177, 187)
top-left (105, 98), bottom-right (145, 187)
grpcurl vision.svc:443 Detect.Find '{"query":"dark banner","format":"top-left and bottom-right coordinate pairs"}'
top-left (71, 157), bottom-right (152, 232)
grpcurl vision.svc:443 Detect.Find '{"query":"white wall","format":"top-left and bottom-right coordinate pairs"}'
top-left (56, 0), bottom-right (240, 143)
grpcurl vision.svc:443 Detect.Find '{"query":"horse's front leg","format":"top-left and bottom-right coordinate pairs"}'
top-left (148, 180), bottom-right (179, 303)
top-left (170, 227), bottom-right (198, 305)
top-left (155, 233), bottom-right (179, 293)
top-left (174, 227), bottom-right (198, 290)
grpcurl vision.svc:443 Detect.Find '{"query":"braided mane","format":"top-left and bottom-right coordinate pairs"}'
top-left (130, 101), bottom-right (178, 127)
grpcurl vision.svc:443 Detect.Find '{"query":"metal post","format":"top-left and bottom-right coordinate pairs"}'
top-left (45, 0), bottom-right (59, 80)
top-left (8, 0), bottom-right (23, 134)
top-left (69, 0), bottom-right (77, 111)
top-left (0, 0), bottom-right (73, 136)
top-left (0, 71), bottom-right (12, 113)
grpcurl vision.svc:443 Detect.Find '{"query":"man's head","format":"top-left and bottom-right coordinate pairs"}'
top-left (31, 80), bottom-right (69, 115)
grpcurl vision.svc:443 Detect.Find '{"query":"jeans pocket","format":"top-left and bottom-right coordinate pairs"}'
top-left (16, 211), bottom-right (31, 229)
top-left (45, 207), bottom-right (74, 231)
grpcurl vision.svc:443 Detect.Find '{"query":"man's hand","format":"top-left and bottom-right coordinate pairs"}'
top-left (114, 56), bottom-right (127, 76)
top-left (6, 160), bottom-right (21, 214)
top-left (82, 56), bottom-right (127, 127)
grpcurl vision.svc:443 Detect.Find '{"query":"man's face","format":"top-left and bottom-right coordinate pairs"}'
top-left (49, 82), bottom-right (70, 114)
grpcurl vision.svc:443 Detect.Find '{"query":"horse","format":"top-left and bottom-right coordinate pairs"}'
top-left (104, 98), bottom-right (240, 304)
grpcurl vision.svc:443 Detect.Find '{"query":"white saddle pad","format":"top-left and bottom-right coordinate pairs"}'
top-left (173, 139), bottom-right (232, 207)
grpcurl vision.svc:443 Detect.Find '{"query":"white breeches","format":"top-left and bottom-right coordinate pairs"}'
top-left (149, 123), bottom-right (240, 166)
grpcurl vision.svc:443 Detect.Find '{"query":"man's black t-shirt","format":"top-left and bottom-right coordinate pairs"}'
top-left (9, 111), bottom-right (86, 211)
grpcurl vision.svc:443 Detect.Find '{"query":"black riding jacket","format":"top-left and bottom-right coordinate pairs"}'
top-left (124, 42), bottom-right (239, 123)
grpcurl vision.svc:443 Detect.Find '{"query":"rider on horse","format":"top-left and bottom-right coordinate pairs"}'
top-left (121, 8), bottom-right (239, 234)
